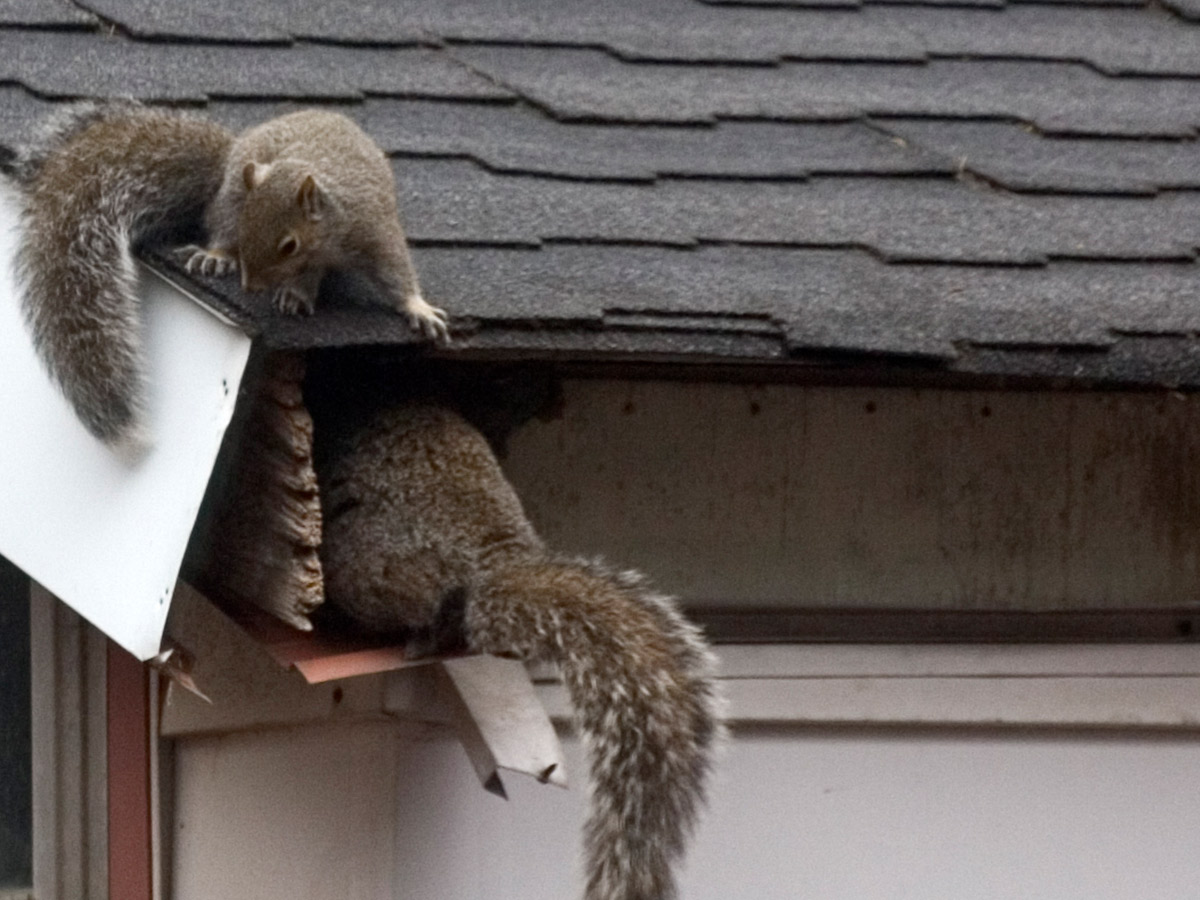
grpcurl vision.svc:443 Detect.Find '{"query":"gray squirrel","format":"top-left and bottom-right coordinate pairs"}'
top-left (12, 100), bottom-right (447, 450)
top-left (319, 402), bottom-right (723, 900)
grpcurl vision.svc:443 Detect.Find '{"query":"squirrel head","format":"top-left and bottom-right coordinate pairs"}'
top-left (237, 160), bottom-right (327, 293)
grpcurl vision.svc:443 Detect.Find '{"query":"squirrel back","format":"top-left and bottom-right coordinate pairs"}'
top-left (320, 404), bottom-right (722, 900)
top-left (14, 101), bottom-right (233, 449)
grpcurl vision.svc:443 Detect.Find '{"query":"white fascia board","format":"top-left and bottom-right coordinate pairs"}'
top-left (0, 188), bottom-right (252, 660)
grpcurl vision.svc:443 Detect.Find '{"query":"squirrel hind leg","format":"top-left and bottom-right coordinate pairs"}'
top-left (403, 587), bottom-right (471, 659)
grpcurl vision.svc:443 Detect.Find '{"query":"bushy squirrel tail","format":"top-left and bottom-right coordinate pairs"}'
top-left (469, 556), bottom-right (723, 900)
top-left (13, 100), bottom-right (233, 448)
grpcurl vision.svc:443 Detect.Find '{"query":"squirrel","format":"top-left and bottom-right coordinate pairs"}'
top-left (180, 108), bottom-right (447, 331)
top-left (12, 100), bottom-right (447, 450)
top-left (318, 402), bottom-right (723, 900)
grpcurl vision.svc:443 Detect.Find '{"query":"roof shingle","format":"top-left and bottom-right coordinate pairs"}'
top-left (1, 0), bottom-right (1197, 389)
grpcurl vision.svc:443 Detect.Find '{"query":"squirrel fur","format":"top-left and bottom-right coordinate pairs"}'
top-left (13, 100), bottom-right (447, 449)
top-left (319, 403), bottom-right (722, 900)
top-left (183, 108), bottom-right (446, 333)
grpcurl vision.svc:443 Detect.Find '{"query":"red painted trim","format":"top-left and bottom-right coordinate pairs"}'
top-left (107, 641), bottom-right (153, 900)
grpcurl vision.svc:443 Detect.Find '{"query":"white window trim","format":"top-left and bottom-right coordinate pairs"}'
top-left (535, 644), bottom-right (1200, 729)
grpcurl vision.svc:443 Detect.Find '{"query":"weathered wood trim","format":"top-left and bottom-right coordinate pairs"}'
top-left (714, 643), bottom-right (1200, 678)
top-left (532, 644), bottom-right (1200, 729)
top-left (106, 643), bottom-right (152, 900)
top-left (30, 583), bottom-right (108, 900)
top-left (692, 608), bottom-right (1200, 644)
top-left (502, 381), bottom-right (1200, 617)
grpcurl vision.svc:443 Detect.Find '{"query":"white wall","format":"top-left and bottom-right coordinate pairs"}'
top-left (172, 721), bottom-right (1200, 900)
top-left (172, 722), bottom-right (399, 900)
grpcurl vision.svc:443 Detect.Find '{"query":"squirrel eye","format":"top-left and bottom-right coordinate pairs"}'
top-left (278, 235), bottom-right (300, 258)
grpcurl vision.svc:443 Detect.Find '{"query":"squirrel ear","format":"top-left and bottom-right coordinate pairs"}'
top-left (243, 162), bottom-right (269, 191)
top-left (298, 174), bottom-right (325, 221)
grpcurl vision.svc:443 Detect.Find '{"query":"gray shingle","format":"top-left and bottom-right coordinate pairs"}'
top-left (866, 0), bottom-right (1002, 6)
top-left (872, 6), bottom-right (1200, 77)
top-left (685, 0), bottom-right (864, 8)
top-left (454, 47), bottom-right (1200, 135)
top-left (68, 0), bottom-right (1192, 68)
top-left (156, 0), bottom-right (1191, 75)
top-left (695, 0), bottom-right (857, 5)
top-left (1006, 0), bottom-right (1142, 6)
top-left (354, 99), bottom-right (952, 180)
top-left (432, 250), bottom-right (1200, 384)
top-left (8, 2), bottom-right (1200, 391)
top-left (73, 0), bottom-right (926, 61)
top-left (162, 243), bottom-right (1200, 389)
top-left (0, 32), bottom-right (509, 102)
top-left (415, 0), bottom-right (928, 63)
top-left (697, 7), bottom-right (1200, 76)
top-left (772, 255), bottom-right (1200, 356)
top-left (393, 159), bottom-right (1200, 264)
top-left (883, 120), bottom-right (1200, 194)
top-left (709, 0), bottom-right (1142, 6)
top-left (0, 0), bottom-right (95, 27)
top-left (395, 159), bottom-right (697, 246)
top-left (1161, 0), bottom-right (1200, 19)
top-left (0, 86), bottom-right (57, 151)
top-left (958, 338), bottom-right (1200, 389)
top-left (76, 0), bottom-right (289, 42)
top-left (306, 44), bottom-right (512, 101)
top-left (75, 0), bottom-right (427, 42)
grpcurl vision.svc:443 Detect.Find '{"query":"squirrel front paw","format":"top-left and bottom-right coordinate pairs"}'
top-left (405, 293), bottom-right (450, 343)
top-left (272, 284), bottom-right (317, 316)
top-left (179, 245), bottom-right (238, 278)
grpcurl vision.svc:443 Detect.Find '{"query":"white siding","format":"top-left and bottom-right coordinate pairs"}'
top-left (172, 721), bottom-right (1200, 900)
top-left (172, 722), bottom-right (399, 900)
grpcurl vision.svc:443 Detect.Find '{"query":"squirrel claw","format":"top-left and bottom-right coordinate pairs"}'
top-left (406, 294), bottom-right (450, 343)
top-left (179, 245), bottom-right (238, 278)
top-left (272, 285), bottom-right (316, 316)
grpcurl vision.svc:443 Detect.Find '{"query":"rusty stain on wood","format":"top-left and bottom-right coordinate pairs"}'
top-left (502, 381), bottom-right (1200, 613)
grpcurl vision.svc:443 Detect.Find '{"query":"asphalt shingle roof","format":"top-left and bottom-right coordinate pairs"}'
top-left (4, 0), bottom-right (1200, 388)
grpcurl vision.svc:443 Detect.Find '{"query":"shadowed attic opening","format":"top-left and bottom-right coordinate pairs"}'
top-left (183, 349), bottom-right (561, 653)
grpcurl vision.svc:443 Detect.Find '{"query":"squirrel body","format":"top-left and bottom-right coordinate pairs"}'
top-left (14, 101), bottom-right (446, 449)
top-left (188, 109), bottom-right (445, 333)
top-left (319, 403), bottom-right (722, 900)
